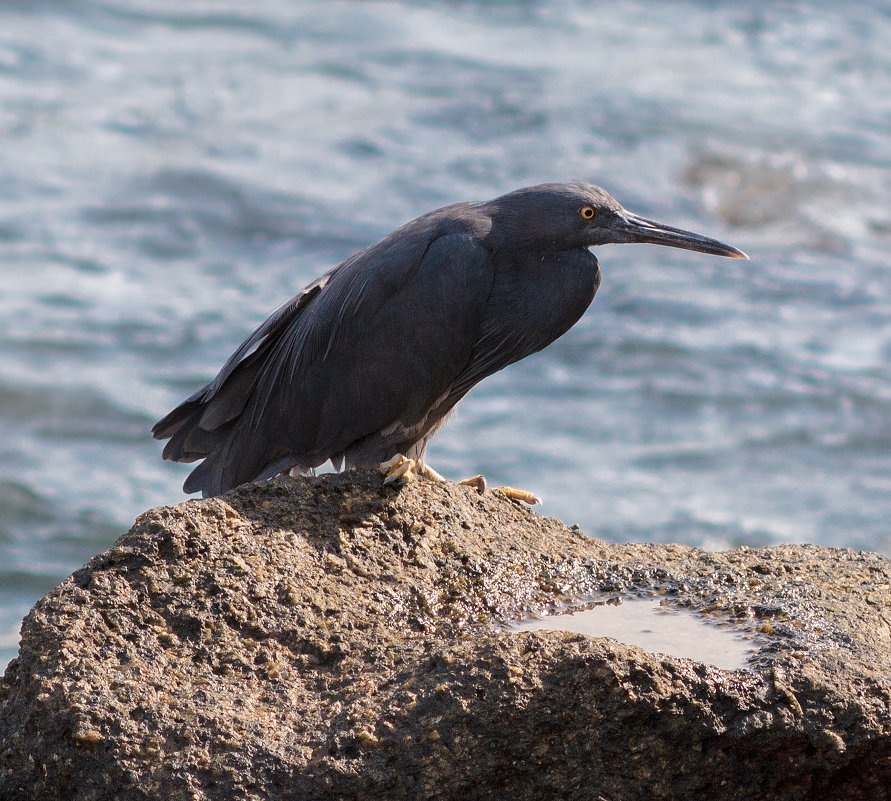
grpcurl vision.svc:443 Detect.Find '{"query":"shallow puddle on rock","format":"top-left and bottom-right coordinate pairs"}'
top-left (509, 599), bottom-right (755, 670)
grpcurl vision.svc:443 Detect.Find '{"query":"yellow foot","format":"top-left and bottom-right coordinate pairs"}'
top-left (457, 473), bottom-right (541, 505)
top-left (387, 458), bottom-right (541, 505)
top-left (493, 486), bottom-right (542, 506)
top-left (377, 454), bottom-right (416, 486)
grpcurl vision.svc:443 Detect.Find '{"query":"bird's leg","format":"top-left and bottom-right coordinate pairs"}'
top-left (378, 456), bottom-right (541, 505)
top-left (414, 461), bottom-right (447, 483)
top-left (377, 454), bottom-right (416, 486)
top-left (416, 462), bottom-right (484, 492)
top-left (416, 462), bottom-right (541, 506)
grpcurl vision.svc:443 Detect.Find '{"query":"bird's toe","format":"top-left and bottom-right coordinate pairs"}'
top-left (379, 454), bottom-right (416, 486)
top-left (494, 486), bottom-right (542, 506)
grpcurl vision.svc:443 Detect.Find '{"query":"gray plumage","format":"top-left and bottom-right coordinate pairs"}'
top-left (153, 182), bottom-right (746, 497)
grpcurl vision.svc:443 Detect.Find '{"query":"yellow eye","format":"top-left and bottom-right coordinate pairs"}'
top-left (580, 206), bottom-right (596, 220)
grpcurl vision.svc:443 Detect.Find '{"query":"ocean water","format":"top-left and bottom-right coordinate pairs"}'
top-left (2, 0), bottom-right (890, 669)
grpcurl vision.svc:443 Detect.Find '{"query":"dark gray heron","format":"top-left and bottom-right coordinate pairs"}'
top-left (154, 182), bottom-right (746, 502)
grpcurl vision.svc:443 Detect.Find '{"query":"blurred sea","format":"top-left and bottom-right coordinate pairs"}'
top-left (2, 0), bottom-right (891, 670)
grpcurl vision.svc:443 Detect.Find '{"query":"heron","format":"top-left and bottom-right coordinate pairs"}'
top-left (153, 182), bottom-right (746, 503)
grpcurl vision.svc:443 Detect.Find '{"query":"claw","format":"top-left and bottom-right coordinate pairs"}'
top-left (378, 454), bottom-right (416, 486)
top-left (494, 486), bottom-right (542, 506)
top-left (458, 474), bottom-right (487, 494)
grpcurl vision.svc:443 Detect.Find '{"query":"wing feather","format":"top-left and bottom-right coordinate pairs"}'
top-left (153, 215), bottom-right (494, 496)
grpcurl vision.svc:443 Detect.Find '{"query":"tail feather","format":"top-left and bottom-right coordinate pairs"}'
top-left (153, 267), bottom-right (336, 497)
top-left (182, 455), bottom-right (216, 496)
top-left (152, 398), bottom-right (202, 442)
top-left (161, 413), bottom-right (236, 463)
top-left (154, 346), bottom-right (281, 491)
top-left (182, 434), bottom-right (298, 498)
top-left (196, 355), bottom-right (265, 431)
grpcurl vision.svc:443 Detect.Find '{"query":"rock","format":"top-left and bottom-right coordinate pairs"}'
top-left (1, 470), bottom-right (890, 801)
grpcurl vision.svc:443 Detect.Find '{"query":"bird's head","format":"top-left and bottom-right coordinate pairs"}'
top-left (482, 182), bottom-right (748, 259)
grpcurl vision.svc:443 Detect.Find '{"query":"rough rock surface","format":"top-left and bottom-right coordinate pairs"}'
top-left (1, 470), bottom-right (890, 801)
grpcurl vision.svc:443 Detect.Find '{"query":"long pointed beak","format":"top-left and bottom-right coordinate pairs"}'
top-left (616, 211), bottom-right (748, 259)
